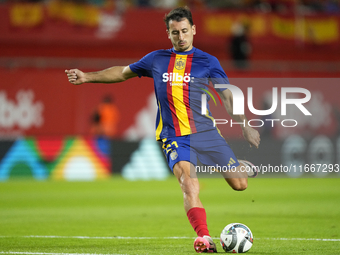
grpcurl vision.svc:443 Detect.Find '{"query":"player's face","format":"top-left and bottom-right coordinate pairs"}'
top-left (167, 18), bottom-right (196, 52)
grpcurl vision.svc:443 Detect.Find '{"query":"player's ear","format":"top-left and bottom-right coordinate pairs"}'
top-left (166, 29), bottom-right (170, 39)
top-left (192, 25), bottom-right (196, 35)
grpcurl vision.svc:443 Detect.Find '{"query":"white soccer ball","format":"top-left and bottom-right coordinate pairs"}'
top-left (220, 223), bottom-right (253, 253)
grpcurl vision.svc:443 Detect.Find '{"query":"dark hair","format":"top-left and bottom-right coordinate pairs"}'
top-left (164, 7), bottom-right (194, 30)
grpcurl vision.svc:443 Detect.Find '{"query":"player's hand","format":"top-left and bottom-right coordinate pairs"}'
top-left (242, 126), bottom-right (260, 148)
top-left (65, 69), bottom-right (86, 85)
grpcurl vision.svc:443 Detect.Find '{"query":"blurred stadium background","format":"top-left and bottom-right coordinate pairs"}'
top-left (0, 0), bottom-right (340, 181)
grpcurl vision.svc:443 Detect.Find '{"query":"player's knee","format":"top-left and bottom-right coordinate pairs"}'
top-left (231, 180), bottom-right (248, 191)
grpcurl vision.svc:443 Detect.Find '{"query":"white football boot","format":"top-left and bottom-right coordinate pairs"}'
top-left (238, 160), bottom-right (258, 178)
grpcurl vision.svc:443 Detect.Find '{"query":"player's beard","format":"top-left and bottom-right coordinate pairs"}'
top-left (177, 41), bottom-right (190, 52)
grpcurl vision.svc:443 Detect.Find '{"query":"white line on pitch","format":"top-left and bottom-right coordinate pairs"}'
top-left (0, 236), bottom-right (339, 242)
top-left (257, 237), bottom-right (340, 242)
top-left (0, 236), bottom-right (192, 240)
top-left (0, 252), bottom-right (127, 255)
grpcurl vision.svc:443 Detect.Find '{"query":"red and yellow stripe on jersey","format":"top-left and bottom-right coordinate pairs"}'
top-left (164, 53), bottom-right (197, 138)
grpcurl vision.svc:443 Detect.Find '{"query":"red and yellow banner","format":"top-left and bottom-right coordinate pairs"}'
top-left (203, 13), bottom-right (339, 44)
top-left (0, 3), bottom-right (340, 60)
top-left (1, 3), bottom-right (340, 45)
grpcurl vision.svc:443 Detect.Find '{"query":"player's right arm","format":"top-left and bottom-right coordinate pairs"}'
top-left (65, 66), bottom-right (138, 85)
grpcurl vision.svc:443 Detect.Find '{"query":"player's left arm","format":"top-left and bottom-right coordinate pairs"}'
top-left (218, 89), bottom-right (261, 148)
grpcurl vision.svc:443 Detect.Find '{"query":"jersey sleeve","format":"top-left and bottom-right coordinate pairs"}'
top-left (129, 51), bottom-right (156, 78)
top-left (208, 55), bottom-right (229, 92)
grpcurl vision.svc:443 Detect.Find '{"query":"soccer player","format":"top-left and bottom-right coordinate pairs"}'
top-left (65, 7), bottom-right (260, 253)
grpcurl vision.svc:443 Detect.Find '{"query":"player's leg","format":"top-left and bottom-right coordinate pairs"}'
top-left (162, 137), bottom-right (207, 232)
top-left (173, 161), bottom-right (202, 212)
top-left (173, 161), bottom-right (217, 253)
top-left (162, 136), bottom-right (216, 252)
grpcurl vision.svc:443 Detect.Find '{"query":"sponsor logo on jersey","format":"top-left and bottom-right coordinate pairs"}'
top-left (162, 72), bottom-right (193, 86)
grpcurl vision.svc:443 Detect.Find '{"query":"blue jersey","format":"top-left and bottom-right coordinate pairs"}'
top-left (129, 47), bottom-right (229, 140)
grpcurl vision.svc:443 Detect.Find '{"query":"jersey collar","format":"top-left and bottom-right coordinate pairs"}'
top-left (171, 47), bottom-right (196, 55)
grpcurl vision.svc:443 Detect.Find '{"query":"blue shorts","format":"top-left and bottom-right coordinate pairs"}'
top-left (162, 129), bottom-right (239, 172)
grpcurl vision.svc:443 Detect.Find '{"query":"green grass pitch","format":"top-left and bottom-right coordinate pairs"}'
top-left (0, 177), bottom-right (339, 254)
